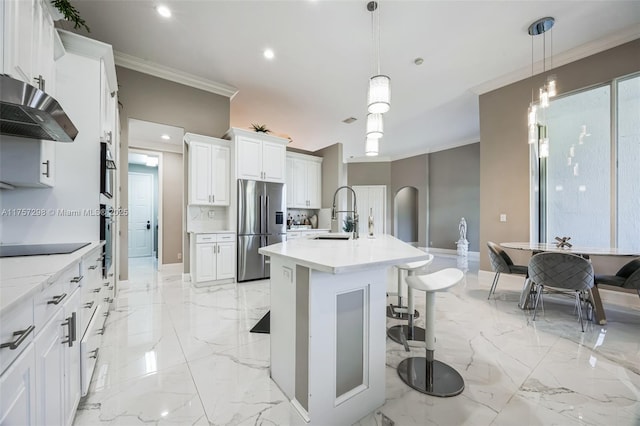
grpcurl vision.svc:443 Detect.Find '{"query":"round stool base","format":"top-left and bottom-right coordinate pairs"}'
top-left (387, 325), bottom-right (425, 345)
top-left (397, 357), bottom-right (464, 397)
top-left (386, 305), bottom-right (420, 320)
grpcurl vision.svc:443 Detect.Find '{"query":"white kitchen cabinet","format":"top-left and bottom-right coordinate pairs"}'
top-left (2, 0), bottom-right (58, 94)
top-left (186, 134), bottom-right (230, 206)
top-left (0, 138), bottom-right (55, 187)
top-left (34, 310), bottom-right (65, 426)
top-left (191, 233), bottom-right (236, 284)
top-left (0, 343), bottom-right (36, 425)
top-left (226, 128), bottom-right (288, 183)
top-left (286, 152), bottom-right (322, 208)
top-left (62, 288), bottom-right (81, 426)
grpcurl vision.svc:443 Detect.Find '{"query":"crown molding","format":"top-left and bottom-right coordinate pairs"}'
top-left (472, 25), bottom-right (640, 95)
top-left (114, 51), bottom-right (238, 99)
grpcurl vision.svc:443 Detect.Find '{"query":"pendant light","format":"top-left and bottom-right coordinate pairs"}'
top-left (367, 1), bottom-right (390, 114)
top-left (365, 137), bottom-right (379, 156)
top-left (366, 113), bottom-right (383, 139)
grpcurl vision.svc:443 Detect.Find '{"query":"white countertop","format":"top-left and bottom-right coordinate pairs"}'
top-left (187, 230), bottom-right (235, 235)
top-left (286, 228), bottom-right (330, 233)
top-left (259, 234), bottom-right (429, 274)
top-left (0, 241), bottom-right (104, 314)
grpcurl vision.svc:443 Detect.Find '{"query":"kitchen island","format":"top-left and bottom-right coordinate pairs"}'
top-left (259, 235), bottom-right (429, 425)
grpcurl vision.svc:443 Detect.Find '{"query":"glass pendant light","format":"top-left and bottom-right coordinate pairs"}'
top-left (539, 125), bottom-right (549, 158)
top-left (366, 113), bottom-right (383, 139)
top-left (528, 104), bottom-right (537, 126)
top-left (368, 75), bottom-right (390, 114)
top-left (528, 124), bottom-right (537, 144)
top-left (365, 137), bottom-right (379, 156)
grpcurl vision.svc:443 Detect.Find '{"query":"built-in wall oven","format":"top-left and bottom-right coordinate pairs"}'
top-left (100, 204), bottom-right (112, 278)
top-left (100, 142), bottom-right (116, 198)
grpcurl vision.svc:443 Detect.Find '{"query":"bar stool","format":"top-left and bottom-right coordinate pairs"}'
top-left (387, 255), bottom-right (434, 345)
top-left (398, 268), bottom-right (465, 397)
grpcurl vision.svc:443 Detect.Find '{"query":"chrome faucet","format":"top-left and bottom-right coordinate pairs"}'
top-left (331, 186), bottom-right (359, 239)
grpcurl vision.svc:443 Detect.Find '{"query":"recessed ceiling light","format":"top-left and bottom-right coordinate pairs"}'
top-left (263, 48), bottom-right (275, 60)
top-left (156, 5), bottom-right (172, 18)
top-left (161, 134), bottom-right (170, 140)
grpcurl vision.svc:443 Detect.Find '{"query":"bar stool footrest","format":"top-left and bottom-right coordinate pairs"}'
top-left (386, 305), bottom-right (420, 320)
top-left (387, 325), bottom-right (426, 345)
top-left (397, 357), bottom-right (464, 397)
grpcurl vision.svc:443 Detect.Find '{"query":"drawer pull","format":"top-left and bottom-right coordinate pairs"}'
top-left (108, 273), bottom-right (114, 277)
top-left (89, 348), bottom-right (99, 359)
top-left (109, 286), bottom-right (114, 291)
top-left (103, 282), bottom-right (110, 287)
top-left (92, 288), bottom-right (102, 293)
top-left (103, 312), bottom-right (110, 318)
top-left (47, 293), bottom-right (67, 305)
top-left (97, 327), bottom-right (106, 335)
top-left (96, 256), bottom-right (104, 261)
top-left (88, 265), bottom-right (98, 270)
top-left (1, 325), bottom-right (35, 350)
top-left (61, 312), bottom-right (77, 347)
top-left (83, 301), bottom-right (94, 309)
top-left (103, 297), bottom-right (112, 303)
top-left (71, 276), bottom-right (84, 283)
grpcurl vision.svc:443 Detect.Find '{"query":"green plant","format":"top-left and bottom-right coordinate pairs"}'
top-left (250, 123), bottom-right (270, 133)
top-left (343, 216), bottom-right (354, 233)
top-left (50, 0), bottom-right (90, 32)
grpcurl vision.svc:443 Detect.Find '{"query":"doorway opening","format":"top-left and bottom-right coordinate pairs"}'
top-left (394, 186), bottom-right (418, 244)
top-left (128, 150), bottom-right (161, 270)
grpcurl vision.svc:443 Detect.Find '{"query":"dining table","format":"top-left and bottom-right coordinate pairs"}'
top-left (500, 242), bottom-right (640, 325)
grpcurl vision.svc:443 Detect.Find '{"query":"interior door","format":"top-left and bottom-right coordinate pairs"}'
top-left (128, 172), bottom-right (153, 257)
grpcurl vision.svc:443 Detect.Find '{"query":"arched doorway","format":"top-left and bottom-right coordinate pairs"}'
top-left (394, 186), bottom-right (418, 243)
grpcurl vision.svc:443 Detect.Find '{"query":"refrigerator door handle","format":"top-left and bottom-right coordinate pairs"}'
top-left (258, 195), bottom-right (262, 234)
top-left (265, 196), bottom-right (270, 235)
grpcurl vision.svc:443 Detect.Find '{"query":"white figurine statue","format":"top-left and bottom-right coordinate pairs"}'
top-left (458, 217), bottom-right (467, 242)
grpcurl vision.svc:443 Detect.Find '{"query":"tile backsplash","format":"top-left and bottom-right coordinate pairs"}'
top-left (187, 206), bottom-right (229, 232)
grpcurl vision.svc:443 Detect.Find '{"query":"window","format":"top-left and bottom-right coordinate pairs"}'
top-left (532, 73), bottom-right (640, 251)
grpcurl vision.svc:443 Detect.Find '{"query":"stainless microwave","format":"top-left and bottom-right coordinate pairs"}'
top-left (100, 142), bottom-right (116, 198)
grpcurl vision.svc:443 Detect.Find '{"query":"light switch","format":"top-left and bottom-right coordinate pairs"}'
top-left (500, 214), bottom-right (507, 222)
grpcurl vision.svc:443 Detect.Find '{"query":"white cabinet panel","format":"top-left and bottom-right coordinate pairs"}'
top-left (195, 243), bottom-right (217, 282)
top-left (186, 135), bottom-right (230, 206)
top-left (0, 343), bottom-right (36, 426)
top-left (216, 242), bottom-right (235, 280)
top-left (237, 136), bottom-right (262, 180)
top-left (63, 288), bottom-right (81, 426)
top-left (2, 0), bottom-right (35, 82)
top-left (228, 129), bottom-right (287, 183)
top-left (34, 310), bottom-right (65, 426)
top-left (286, 153), bottom-right (322, 208)
top-left (307, 160), bottom-right (322, 209)
top-left (262, 141), bottom-right (286, 183)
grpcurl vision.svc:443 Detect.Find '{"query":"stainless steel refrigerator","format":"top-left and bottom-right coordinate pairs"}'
top-left (237, 179), bottom-right (286, 282)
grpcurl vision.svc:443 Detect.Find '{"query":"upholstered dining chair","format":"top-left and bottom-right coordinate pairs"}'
top-left (486, 241), bottom-right (528, 299)
top-left (528, 252), bottom-right (595, 332)
top-left (594, 258), bottom-right (640, 298)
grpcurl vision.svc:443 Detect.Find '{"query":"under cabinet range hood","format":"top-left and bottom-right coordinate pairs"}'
top-left (0, 74), bottom-right (79, 142)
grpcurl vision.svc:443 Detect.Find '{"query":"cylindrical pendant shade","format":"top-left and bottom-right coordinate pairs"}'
top-left (365, 137), bottom-right (379, 156)
top-left (368, 75), bottom-right (391, 114)
top-left (528, 124), bottom-right (537, 144)
top-left (528, 104), bottom-right (537, 126)
top-left (366, 113), bottom-right (383, 139)
top-left (546, 75), bottom-right (557, 97)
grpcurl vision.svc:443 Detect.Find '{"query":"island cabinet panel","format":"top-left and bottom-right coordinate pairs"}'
top-left (269, 256), bottom-right (387, 425)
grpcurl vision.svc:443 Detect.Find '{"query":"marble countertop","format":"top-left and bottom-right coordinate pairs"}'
top-left (0, 241), bottom-right (104, 314)
top-left (187, 230), bottom-right (235, 235)
top-left (286, 228), bottom-right (330, 233)
top-left (259, 234), bottom-right (429, 274)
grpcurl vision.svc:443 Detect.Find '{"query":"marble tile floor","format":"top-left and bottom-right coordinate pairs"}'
top-left (73, 255), bottom-right (640, 426)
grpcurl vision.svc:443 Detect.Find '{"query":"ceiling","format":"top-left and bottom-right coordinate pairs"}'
top-left (63, 1), bottom-right (640, 161)
top-left (128, 118), bottom-right (184, 147)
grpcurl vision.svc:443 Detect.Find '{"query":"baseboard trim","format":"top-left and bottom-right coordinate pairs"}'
top-left (183, 273), bottom-right (191, 282)
top-left (192, 278), bottom-right (235, 288)
top-left (161, 263), bottom-right (183, 274)
top-left (427, 247), bottom-right (480, 260)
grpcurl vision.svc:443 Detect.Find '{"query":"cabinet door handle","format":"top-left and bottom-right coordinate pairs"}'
top-left (47, 293), bottom-right (67, 305)
top-left (42, 160), bottom-right (50, 178)
top-left (71, 276), bottom-right (84, 283)
top-left (84, 301), bottom-right (94, 309)
top-left (103, 282), bottom-right (110, 287)
top-left (97, 326), bottom-right (106, 335)
top-left (109, 286), bottom-right (114, 291)
top-left (88, 265), bottom-right (98, 270)
top-left (103, 311), bottom-right (110, 318)
top-left (62, 312), bottom-right (76, 347)
top-left (34, 75), bottom-right (45, 91)
top-left (89, 348), bottom-right (99, 359)
top-left (1, 326), bottom-right (35, 350)
top-left (212, 194), bottom-right (215, 203)
top-left (92, 287), bottom-right (102, 293)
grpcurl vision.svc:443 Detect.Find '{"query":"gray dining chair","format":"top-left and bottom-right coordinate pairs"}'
top-left (594, 258), bottom-right (640, 298)
top-left (486, 241), bottom-right (528, 299)
top-left (528, 252), bottom-right (595, 331)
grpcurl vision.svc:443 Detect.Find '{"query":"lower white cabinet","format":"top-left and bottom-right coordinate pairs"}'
top-left (63, 288), bottom-right (81, 426)
top-left (34, 310), bottom-right (65, 426)
top-left (192, 233), bottom-right (236, 283)
top-left (0, 343), bottom-right (36, 425)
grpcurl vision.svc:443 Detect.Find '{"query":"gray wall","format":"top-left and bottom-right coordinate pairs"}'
top-left (117, 66), bottom-right (230, 280)
top-left (429, 143), bottom-right (480, 251)
top-left (314, 143), bottom-right (347, 209)
top-left (479, 39), bottom-right (640, 271)
top-left (390, 155), bottom-right (428, 247)
top-left (162, 152), bottom-right (183, 265)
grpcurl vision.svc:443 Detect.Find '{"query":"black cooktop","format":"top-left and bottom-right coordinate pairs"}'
top-left (0, 242), bottom-right (91, 258)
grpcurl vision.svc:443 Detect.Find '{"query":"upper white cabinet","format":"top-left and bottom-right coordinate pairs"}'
top-left (2, 0), bottom-right (59, 95)
top-left (0, 138), bottom-right (55, 187)
top-left (226, 128), bottom-right (288, 183)
top-left (286, 152), bottom-right (322, 209)
top-left (185, 133), bottom-right (230, 206)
